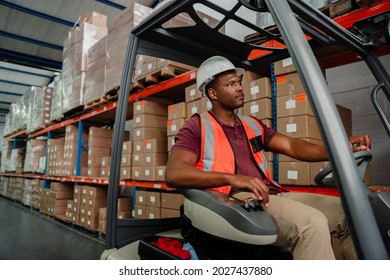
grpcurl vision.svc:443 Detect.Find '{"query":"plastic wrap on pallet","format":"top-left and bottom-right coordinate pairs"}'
top-left (0, 140), bottom-right (12, 173)
top-left (61, 18), bottom-right (107, 113)
top-left (26, 87), bottom-right (53, 134)
top-left (84, 35), bottom-right (107, 104)
top-left (23, 139), bottom-right (47, 173)
top-left (105, 3), bottom-right (153, 94)
top-left (8, 148), bottom-right (26, 173)
top-left (50, 74), bottom-right (66, 121)
top-left (22, 179), bottom-right (34, 206)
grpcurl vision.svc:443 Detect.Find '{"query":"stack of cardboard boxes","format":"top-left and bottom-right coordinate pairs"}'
top-left (41, 182), bottom-right (73, 217)
top-left (62, 12), bottom-right (108, 113)
top-left (134, 190), bottom-right (183, 219)
top-left (87, 127), bottom-right (113, 178)
top-left (30, 179), bottom-right (43, 209)
top-left (132, 100), bottom-right (168, 181)
top-left (46, 138), bottom-right (65, 176)
top-left (274, 57), bottom-right (352, 186)
top-left (97, 197), bottom-right (133, 234)
top-left (63, 125), bottom-right (89, 177)
top-left (79, 185), bottom-right (108, 231)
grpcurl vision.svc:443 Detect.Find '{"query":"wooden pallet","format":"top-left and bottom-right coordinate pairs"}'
top-left (84, 96), bottom-right (109, 110)
top-left (131, 65), bottom-right (190, 91)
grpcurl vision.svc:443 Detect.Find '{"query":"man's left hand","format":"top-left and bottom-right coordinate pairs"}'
top-left (349, 135), bottom-right (372, 152)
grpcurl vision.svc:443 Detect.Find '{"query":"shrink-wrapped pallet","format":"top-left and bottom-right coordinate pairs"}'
top-left (62, 12), bottom-right (107, 114)
top-left (26, 87), bottom-right (53, 134)
top-left (105, 3), bottom-right (153, 94)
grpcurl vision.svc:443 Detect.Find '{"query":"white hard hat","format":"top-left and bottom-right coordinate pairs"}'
top-left (196, 56), bottom-right (245, 93)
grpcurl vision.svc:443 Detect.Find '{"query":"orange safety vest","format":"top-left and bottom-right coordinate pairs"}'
top-left (195, 111), bottom-right (279, 195)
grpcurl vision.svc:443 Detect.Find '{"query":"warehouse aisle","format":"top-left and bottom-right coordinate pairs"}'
top-left (0, 196), bottom-right (105, 260)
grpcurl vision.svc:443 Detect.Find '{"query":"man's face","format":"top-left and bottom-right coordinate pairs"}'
top-left (211, 71), bottom-right (244, 110)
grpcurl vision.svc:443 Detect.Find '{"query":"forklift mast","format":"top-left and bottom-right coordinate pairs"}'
top-left (106, 0), bottom-right (390, 259)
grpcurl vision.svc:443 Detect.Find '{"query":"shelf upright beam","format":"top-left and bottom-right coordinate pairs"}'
top-left (75, 121), bottom-right (85, 179)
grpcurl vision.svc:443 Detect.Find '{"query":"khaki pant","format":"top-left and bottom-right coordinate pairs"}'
top-left (232, 191), bottom-right (357, 260)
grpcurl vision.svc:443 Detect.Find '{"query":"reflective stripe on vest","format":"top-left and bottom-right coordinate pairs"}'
top-left (196, 112), bottom-right (279, 195)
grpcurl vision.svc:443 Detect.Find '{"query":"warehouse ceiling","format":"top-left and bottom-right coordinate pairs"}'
top-left (0, 0), bottom-right (160, 124)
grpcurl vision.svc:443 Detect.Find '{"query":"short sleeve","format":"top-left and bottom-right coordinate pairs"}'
top-left (170, 116), bottom-right (201, 158)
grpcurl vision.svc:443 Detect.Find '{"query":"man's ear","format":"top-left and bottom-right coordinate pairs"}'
top-left (208, 88), bottom-right (217, 100)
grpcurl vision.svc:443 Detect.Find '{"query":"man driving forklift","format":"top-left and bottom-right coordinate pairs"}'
top-left (165, 55), bottom-right (372, 260)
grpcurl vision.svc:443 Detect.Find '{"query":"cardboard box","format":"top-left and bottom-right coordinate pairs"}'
top-left (242, 77), bottom-right (272, 101)
top-left (133, 114), bottom-right (168, 128)
top-left (132, 166), bottom-right (142, 180)
top-left (132, 153), bottom-right (142, 166)
top-left (99, 207), bottom-right (107, 220)
top-left (142, 153), bottom-right (168, 167)
top-left (118, 197), bottom-right (132, 211)
top-left (133, 100), bottom-right (167, 116)
top-left (201, 96), bottom-right (212, 113)
top-left (156, 166), bottom-right (166, 181)
top-left (276, 72), bottom-right (305, 97)
top-left (85, 186), bottom-right (107, 198)
top-left (89, 137), bottom-right (112, 148)
top-left (120, 166), bottom-right (132, 179)
top-left (121, 154), bottom-right (132, 167)
top-left (146, 206), bottom-right (160, 219)
top-left (146, 191), bottom-right (161, 207)
top-left (242, 70), bottom-right (263, 86)
top-left (133, 127), bottom-right (166, 141)
top-left (135, 190), bottom-right (147, 205)
top-left (161, 192), bottom-right (183, 210)
top-left (89, 127), bottom-right (113, 139)
top-left (336, 104), bottom-right (352, 128)
top-left (274, 57), bottom-right (296, 76)
top-left (118, 211), bottom-right (132, 219)
top-left (167, 136), bottom-right (175, 152)
top-left (279, 162), bottom-right (310, 186)
top-left (167, 118), bottom-right (186, 136)
top-left (185, 83), bottom-right (202, 102)
top-left (89, 147), bottom-right (111, 157)
top-left (160, 208), bottom-right (180, 218)
top-left (277, 93), bottom-right (314, 118)
top-left (243, 98), bottom-right (272, 120)
top-left (134, 205), bottom-right (147, 218)
top-left (141, 167), bottom-right (155, 181)
top-left (134, 139), bottom-right (167, 154)
top-left (87, 196), bottom-right (107, 208)
top-left (186, 99), bottom-right (202, 119)
top-left (122, 141), bottom-right (133, 154)
top-left (168, 102), bottom-right (187, 120)
top-left (88, 167), bottom-right (101, 177)
top-left (278, 115), bottom-right (321, 140)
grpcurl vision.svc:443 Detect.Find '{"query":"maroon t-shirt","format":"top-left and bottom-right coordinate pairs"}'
top-left (171, 110), bottom-right (279, 194)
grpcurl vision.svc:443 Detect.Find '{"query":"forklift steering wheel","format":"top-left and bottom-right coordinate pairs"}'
top-left (314, 150), bottom-right (372, 187)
